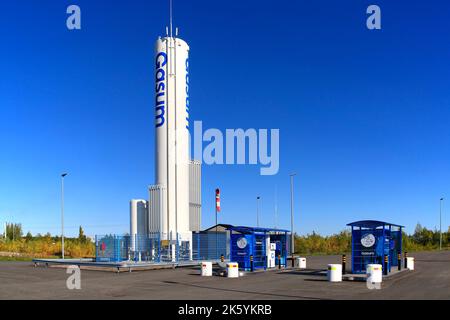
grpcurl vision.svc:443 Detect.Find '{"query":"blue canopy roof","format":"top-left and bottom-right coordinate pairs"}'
top-left (347, 220), bottom-right (404, 228)
top-left (229, 225), bottom-right (290, 233)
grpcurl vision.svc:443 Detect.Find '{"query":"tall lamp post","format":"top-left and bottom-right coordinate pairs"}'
top-left (215, 188), bottom-right (220, 259)
top-left (256, 196), bottom-right (261, 227)
top-left (289, 173), bottom-right (297, 263)
top-left (61, 173), bottom-right (68, 259)
top-left (440, 197), bottom-right (444, 251)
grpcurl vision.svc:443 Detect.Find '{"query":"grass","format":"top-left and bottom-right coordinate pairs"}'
top-left (0, 255), bottom-right (61, 262)
top-left (0, 237), bottom-right (95, 259)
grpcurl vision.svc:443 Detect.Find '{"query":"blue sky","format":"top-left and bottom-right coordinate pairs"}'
top-left (0, 0), bottom-right (449, 237)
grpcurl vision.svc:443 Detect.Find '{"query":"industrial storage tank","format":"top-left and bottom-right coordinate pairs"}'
top-left (130, 199), bottom-right (148, 252)
top-left (189, 159), bottom-right (202, 232)
top-left (148, 185), bottom-right (166, 234)
top-left (153, 35), bottom-right (190, 240)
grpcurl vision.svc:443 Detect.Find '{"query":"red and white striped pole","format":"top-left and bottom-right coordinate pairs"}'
top-left (216, 189), bottom-right (221, 213)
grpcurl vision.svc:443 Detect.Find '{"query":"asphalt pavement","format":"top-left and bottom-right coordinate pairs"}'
top-left (0, 250), bottom-right (448, 300)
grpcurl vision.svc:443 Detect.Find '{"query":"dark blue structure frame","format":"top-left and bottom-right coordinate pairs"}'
top-left (228, 226), bottom-right (290, 271)
top-left (347, 220), bottom-right (403, 274)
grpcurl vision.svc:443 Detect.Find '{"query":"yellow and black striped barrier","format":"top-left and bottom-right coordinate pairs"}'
top-left (342, 254), bottom-right (347, 275)
top-left (383, 254), bottom-right (389, 275)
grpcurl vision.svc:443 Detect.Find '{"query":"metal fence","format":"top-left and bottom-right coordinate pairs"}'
top-left (192, 231), bottom-right (229, 260)
top-left (95, 235), bottom-right (129, 262)
top-left (96, 233), bottom-right (161, 262)
top-left (95, 232), bottom-right (230, 263)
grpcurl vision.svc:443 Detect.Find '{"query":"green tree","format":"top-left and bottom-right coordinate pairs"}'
top-left (6, 223), bottom-right (23, 241)
top-left (78, 226), bottom-right (87, 243)
top-left (25, 232), bottom-right (33, 241)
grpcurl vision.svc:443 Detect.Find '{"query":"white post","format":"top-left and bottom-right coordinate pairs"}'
top-left (290, 173), bottom-right (297, 257)
top-left (61, 173), bottom-right (68, 259)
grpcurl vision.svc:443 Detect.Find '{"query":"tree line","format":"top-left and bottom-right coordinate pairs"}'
top-left (0, 223), bottom-right (94, 258)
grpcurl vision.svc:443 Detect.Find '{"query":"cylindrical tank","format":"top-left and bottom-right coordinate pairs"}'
top-left (189, 159), bottom-right (202, 232)
top-left (327, 264), bottom-right (342, 282)
top-left (154, 36), bottom-right (190, 239)
top-left (130, 199), bottom-right (148, 252)
top-left (366, 264), bottom-right (383, 283)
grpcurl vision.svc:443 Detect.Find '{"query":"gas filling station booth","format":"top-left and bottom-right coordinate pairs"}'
top-left (228, 226), bottom-right (290, 271)
top-left (347, 220), bottom-right (403, 274)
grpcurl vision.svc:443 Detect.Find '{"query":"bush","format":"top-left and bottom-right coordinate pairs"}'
top-left (0, 237), bottom-right (95, 258)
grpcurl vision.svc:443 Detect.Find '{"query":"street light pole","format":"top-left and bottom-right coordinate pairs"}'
top-left (440, 197), bottom-right (444, 251)
top-left (290, 173), bottom-right (297, 261)
top-left (256, 197), bottom-right (260, 227)
top-left (61, 173), bottom-right (68, 259)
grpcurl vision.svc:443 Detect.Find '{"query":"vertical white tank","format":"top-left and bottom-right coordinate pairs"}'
top-left (130, 199), bottom-right (148, 251)
top-left (148, 185), bottom-right (166, 234)
top-left (189, 159), bottom-right (202, 231)
top-left (154, 36), bottom-right (190, 241)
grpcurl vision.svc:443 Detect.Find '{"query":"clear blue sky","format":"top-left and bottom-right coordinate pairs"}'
top-left (1, 0), bottom-right (449, 237)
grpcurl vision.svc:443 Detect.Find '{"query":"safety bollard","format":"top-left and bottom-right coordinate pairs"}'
top-left (250, 255), bottom-right (254, 272)
top-left (220, 254), bottom-right (224, 263)
top-left (397, 253), bottom-right (402, 271)
top-left (404, 252), bottom-right (408, 269)
top-left (383, 255), bottom-right (388, 276)
top-left (291, 255), bottom-right (295, 268)
top-left (278, 254), bottom-right (281, 269)
top-left (342, 254), bottom-right (346, 275)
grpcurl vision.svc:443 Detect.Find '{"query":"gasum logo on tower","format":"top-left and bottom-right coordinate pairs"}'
top-left (185, 58), bottom-right (189, 129)
top-left (155, 52), bottom-right (167, 128)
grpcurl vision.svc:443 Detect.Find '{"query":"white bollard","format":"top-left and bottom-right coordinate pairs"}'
top-left (227, 262), bottom-right (239, 278)
top-left (295, 257), bottom-right (307, 269)
top-left (406, 257), bottom-right (414, 270)
top-left (201, 262), bottom-right (212, 276)
top-left (327, 264), bottom-right (342, 282)
top-left (366, 264), bottom-right (383, 283)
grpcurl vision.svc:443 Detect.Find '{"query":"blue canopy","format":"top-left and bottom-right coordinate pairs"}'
top-left (229, 226), bottom-right (290, 234)
top-left (347, 220), bottom-right (404, 229)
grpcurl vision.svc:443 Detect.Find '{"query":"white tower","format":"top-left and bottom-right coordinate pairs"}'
top-left (149, 4), bottom-right (191, 247)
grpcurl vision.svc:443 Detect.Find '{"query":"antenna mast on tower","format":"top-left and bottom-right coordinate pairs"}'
top-left (169, 0), bottom-right (173, 37)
